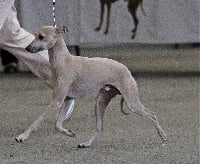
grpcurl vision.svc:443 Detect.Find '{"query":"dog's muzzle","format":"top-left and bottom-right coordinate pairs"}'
top-left (25, 45), bottom-right (43, 53)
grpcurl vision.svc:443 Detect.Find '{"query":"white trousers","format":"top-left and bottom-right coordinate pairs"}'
top-left (0, 6), bottom-right (52, 87)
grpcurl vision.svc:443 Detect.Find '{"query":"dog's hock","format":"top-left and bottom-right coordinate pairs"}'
top-left (55, 25), bottom-right (69, 34)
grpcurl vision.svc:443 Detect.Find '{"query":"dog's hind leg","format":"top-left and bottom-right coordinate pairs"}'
top-left (132, 104), bottom-right (167, 141)
top-left (56, 98), bottom-right (75, 137)
top-left (120, 78), bottom-right (167, 141)
top-left (78, 86), bottom-right (119, 148)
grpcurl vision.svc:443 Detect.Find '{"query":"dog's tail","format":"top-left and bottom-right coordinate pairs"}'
top-left (140, 0), bottom-right (146, 16)
top-left (120, 97), bottom-right (129, 115)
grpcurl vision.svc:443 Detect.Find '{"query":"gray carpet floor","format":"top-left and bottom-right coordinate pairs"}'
top-left (0, 44), bottom-right (199, 163)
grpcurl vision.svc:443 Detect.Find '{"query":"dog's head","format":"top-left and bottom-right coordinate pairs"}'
top-left (26, 25), bottom-right (68, 53)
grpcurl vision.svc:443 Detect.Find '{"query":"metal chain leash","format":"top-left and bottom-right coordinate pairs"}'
top-left (52, 0), bottom-right (56, 27)
top-left (52, 0), bottom-right (75, 119)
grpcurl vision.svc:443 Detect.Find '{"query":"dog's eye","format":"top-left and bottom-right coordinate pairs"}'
top-left (38, 34), bottom-right (44, 40)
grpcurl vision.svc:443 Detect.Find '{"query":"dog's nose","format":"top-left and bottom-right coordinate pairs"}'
top-left (25, 45), bottom-right (32, 52)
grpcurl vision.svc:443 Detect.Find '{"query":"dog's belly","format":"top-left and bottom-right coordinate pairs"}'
top-left (67, 82), bottom-right (100, 98)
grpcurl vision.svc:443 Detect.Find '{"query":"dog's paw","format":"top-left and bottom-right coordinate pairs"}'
top-left (94, 27), bottom-right (100, 31)
top-left (162, 134), bottom-right (168, 142)
top-left (66, 129), bottom-right (76, 137)
top-left (159, 131), bottom-right (167, 142)
top-left (56, 126), bottom-right (76, 137)
top-left (15, 133), bottom-right (28, 143)
top-left (78, 143), bottom-right (90, 148)
top-left (104, 30), bottom-right (108, 35)
top-left (62, 128), bottom-right (76, 137)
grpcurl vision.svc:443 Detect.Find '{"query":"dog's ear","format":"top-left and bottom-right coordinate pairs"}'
top-left (55, 25), bottom-right (69, 34)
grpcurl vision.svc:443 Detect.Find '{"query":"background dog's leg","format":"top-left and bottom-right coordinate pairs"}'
top-left (78, 87), bottom-right (119, 148)
top-left (95, 2), bottom-right (105, 31)
top-left (56, 98), bottom-right (75, 137)
top-left (126, 0), bottom-right (142, 39)
top-left (130, 13), bottom-right (138, 39)
top-left (104, 3), bottom-right (111, 35)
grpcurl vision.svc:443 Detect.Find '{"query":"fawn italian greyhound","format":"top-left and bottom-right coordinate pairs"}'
top-left (15, 26), bottom-right (167, 148)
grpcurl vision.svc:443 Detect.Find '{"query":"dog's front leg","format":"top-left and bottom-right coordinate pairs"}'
top-left (15, 90), bottom-right (67, 143)
top-left (56, 98), bottom-right (75, 137)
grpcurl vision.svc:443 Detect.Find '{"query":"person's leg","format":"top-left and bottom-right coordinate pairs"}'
top-left (1, 49), bottom-right (18, 73)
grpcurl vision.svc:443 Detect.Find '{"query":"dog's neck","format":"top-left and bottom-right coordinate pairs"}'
top-left (48, 38), bottom-right (71, 69)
